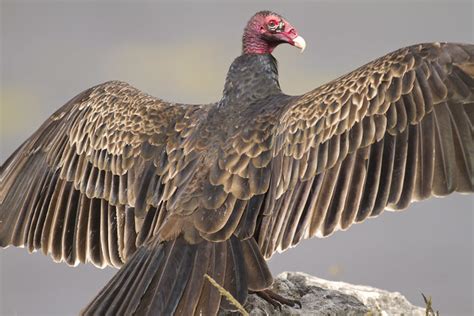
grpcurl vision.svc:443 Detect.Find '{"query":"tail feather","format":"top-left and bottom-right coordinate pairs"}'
top-left (197, 242), bottom-right (226, 315)
top-left (175, 241), bottom-right (212, 315)
top-left (144, 239), bottom-right (197, 315)
top-left (84, 246), bottom-right (150, 315)
top-left (114, 247), bottom-right (163, 314)
top-left (220, 236), bottom-right (247, 311)
top-left (242, 235), bottom-right (273, 291)
top-left (81, 235), bottom-right (272, 315)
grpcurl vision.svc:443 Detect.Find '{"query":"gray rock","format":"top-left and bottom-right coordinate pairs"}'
top-left (227, 272), bottom-right (425, 315)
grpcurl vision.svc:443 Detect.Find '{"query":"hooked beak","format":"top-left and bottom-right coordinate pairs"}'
top-left (292, 36), bottom-right (306, 52)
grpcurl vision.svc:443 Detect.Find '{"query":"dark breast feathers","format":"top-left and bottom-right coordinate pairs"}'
top-left (1, 42), bottom-right (473, 270)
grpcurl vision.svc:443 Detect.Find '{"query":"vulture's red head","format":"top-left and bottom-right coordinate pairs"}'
top-left (242, 11), bottom-right (305, 54)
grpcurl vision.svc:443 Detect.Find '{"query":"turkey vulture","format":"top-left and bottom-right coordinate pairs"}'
top-left (1, 9), bottom-right (473, 315)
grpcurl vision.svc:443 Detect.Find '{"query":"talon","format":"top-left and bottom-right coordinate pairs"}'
top-left (252, 289), bottom-right (301, 310)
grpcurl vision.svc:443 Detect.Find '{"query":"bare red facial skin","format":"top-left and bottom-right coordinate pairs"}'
top-left (242, 11), bottom-right (300, 54)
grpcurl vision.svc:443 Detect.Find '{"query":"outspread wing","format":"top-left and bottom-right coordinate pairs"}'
top-left (196, 43), bottom-right (474, 259)
top-left (260, 42), bottom-right (474, 257)
top-left (0, 81), bottom-right (206, 268)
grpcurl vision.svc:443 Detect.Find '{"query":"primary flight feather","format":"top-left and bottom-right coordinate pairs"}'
top-left (1, 10), bottom-right (473, 315)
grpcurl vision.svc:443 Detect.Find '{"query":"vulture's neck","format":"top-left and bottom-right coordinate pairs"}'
top-left (221, 54), bottom-right (281, 105)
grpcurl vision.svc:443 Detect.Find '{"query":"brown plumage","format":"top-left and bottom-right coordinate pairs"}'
top-left (1, 10), bottom-right (473, 315)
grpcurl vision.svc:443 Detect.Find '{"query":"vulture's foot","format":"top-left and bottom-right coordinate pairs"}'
top-left (251, 289), bottom-right (302, 310)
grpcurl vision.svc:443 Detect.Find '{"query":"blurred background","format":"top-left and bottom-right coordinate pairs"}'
top-left (1, 0), bottom-right (472, 315)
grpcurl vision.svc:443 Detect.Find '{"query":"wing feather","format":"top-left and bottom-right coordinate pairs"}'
top-left (254, 42), bottom-right (474, 257)
top-left (0, 81), bottom-right (205, 268)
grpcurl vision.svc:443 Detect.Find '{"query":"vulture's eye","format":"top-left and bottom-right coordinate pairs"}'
top-left (267, 20), bottom-right (278, 31)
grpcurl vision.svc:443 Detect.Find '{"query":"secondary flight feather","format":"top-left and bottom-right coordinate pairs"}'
top-left (1, 10), bottom-right (473, 315)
